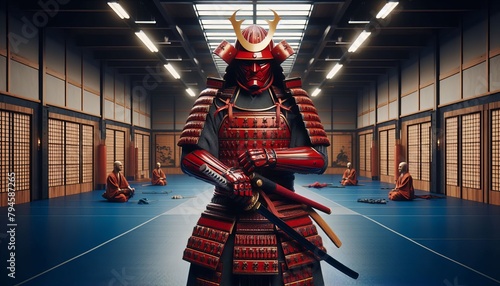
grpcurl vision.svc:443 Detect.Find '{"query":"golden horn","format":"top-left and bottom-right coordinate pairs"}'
top-left (229, 9), bottom-right (281, 53)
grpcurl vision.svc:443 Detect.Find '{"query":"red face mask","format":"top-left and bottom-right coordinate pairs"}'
top-left (236, 60), bottom-right (273, 94)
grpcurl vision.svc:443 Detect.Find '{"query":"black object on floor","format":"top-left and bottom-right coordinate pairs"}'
top-left (357, 198), bottom-right (387, 204)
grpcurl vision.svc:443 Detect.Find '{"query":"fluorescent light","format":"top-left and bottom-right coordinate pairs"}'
top-left (135, 20), bottom-right (157, 24)
top-left (348, 20), bottom-right (370, 24)
top-left (107, 2), bottom-right (130, 19)
top-left (376, 1), bottom-right (399, 19)
top-left (311, 88), bottom-right (321, 97)
top-left (164, 63), bottom-right (180, 79)
top-left (135, 30), bottom-right (158, 52)
top-left (348, 31), bottom-right (371, 52)
top-left (326, 63), bottom-right (343, 79)
top-left (194, 3), bottom-right (311, 77)
top-left (186, 88), bottom-right (196, 97)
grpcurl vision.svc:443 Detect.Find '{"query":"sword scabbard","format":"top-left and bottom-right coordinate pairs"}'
top-left (250, 173), bottom-right (332, 214)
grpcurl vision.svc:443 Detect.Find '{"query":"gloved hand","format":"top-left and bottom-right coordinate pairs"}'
top-left (223, 168), bottom-right (253, 198)
top-left (238, 148), bottom-right (277, 173)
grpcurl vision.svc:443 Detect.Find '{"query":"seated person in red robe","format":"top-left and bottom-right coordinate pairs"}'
top-left (388, 162), bottom-right (415, 201)
top-left (151, 162), bottom-right (167, 186)
top-left (341, 162), bottom-right (358, 186)
top-left (102, 161), bottom-right (135, 202)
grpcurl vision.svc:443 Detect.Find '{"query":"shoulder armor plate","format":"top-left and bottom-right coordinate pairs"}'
top-left (290, 88), bottom-right (330, 146)
top-left (178, 89), bottom-right (217, 146)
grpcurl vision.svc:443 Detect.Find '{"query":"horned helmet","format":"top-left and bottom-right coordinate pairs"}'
top-left (214, 10), bottom-right (294, 94)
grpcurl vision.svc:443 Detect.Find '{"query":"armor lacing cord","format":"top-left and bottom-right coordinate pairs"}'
top-left (274, 97), bottom-right (290, 126)
top-left (214, 98), bottom-right (234, 120)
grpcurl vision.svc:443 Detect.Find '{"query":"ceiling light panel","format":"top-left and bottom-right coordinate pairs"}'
top-left (194, 3), bottom-right (312, 77)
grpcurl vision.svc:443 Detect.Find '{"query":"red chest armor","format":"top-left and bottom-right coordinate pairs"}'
top-left (218, 111), bottom-right (291, 168)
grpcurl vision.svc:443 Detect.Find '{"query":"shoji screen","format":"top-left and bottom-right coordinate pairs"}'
top-left (106, 129), bottom-right (126, 174)
top-left (358, 133), bottom-right (372, 177)
top-left (407, 122), bottom-right (431, 181)
top-left (0, 111), bottom-right (30, 197)
top-left (65, 122), bottom-right (80, 185)
top-left (445, 113), bottom-right (482, 200)
top-left (379, 128), bottom-right (395, 183)
top-left (445, 117), bottom-right (459, 196)
top-left (48, 119), bottom-right (64, 188)
top-left (48, 118), bottom-right (94, 197)
top-left (82, 125), bottom-right (94, 183)
top-left (492, 109), bottom-right (500, 192)
top-left (461, 113), bottom-right (481, 189)
top-left (136, 133), bottom-right (150, 179)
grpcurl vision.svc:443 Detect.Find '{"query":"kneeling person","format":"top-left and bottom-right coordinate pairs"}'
top-left (102, 161), bottom-right (135, 202)
top-left (341, 162), bottom-right (358, 186)
top-left (388, 162), bottom-right (414, 201)
top-left (151, 162), bottom-right (167, 186)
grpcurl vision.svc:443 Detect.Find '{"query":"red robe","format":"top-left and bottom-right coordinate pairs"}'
top-left (388, 172), bottom-right (414, 201)
top-left (151, 168), bottom-right (167, 186)
top-left (102, 172), bottom-right (133, 202)
top-left (341, 168), bottom-right (358, 186)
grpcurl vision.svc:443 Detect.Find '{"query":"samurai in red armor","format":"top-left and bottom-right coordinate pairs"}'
top-left (178, 10), bottom-right (330, 286)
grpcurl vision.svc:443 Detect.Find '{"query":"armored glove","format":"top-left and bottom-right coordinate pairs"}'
top-left (238, 148), bottom-right (277, 173)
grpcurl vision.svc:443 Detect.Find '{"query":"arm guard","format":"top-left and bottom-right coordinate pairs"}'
top-left (239, 146), bottom-right (327, 174)
top-left (273, 146), bottom-right (327, 174)
top-left (181, 149), bottom-right (253, 197)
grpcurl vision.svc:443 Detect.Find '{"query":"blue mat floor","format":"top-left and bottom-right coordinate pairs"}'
top-left (1, 174), bottom-right (499, 286)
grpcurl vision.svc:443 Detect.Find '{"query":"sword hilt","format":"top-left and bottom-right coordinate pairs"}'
top-left (200, 164), bottom-right (260, 211)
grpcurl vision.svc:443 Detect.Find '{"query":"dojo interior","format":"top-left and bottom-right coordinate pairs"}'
top-left (1, 0), bottom-right (500, 285)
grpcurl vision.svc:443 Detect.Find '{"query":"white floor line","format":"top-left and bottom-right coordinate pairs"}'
top-left (17, 186), bottom-right (500, 285)
top-left (15, 211), bottom-right (167, 286)
top-left (302, 187), bottom-right (500, 284)
top-left (359, 214), bottom-right (500, 284)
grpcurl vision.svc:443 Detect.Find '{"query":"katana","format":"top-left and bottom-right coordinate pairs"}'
top-left (199, 164), bottom-right (359, 280)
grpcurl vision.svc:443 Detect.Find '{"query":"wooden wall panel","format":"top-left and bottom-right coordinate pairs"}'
top-left (439, 74), bottom-right (461, 105)
top-left (439, 28), bottom-right (461, 75)
top-left (46, 75), bottom-right (65, 106)
top-left (0, 8), bottom-right (6, 51)
top-left (45, 32), bottom-right (65, 75)
top-left (10, 60), bottom-right (39, 100)
top-left (0, 56), bottom-right (6, 92)
top-left (153, 133), bottom-right (185, 175)
top-left (462, 12), bottom-right (487, 65)
top-left (327, 133), bottom-right (353, 174)
top-left (420, 85), bottom-right (435, 111)
top-left (155, 133), bottom-right (176, 168)
top-left (490, 55), bottom-right (500, 93)
top-left (463, 63), bottom-right (487, 99)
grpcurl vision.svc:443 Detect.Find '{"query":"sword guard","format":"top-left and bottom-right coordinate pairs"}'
top-left (244, 192), bottom-right (260, 211)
